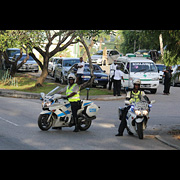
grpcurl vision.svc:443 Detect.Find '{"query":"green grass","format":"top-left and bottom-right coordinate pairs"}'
top-left (0, 72), bottom-right (113, 96)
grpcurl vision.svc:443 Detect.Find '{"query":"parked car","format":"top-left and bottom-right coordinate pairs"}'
top-left (13, 53), bottom-right (39, 72)
top-left (67, 63), bottom-right (108, 88)
top-left (54, 57), bottom-right (80, 84)
top-left (48, 57), bottom-right (61, 77)
top-left (2, 48), bottom-right (21, 69)
top-left (156, 64), bottom-right (166, 83)
top-left (90, 49), bottom-right (122, 65)
top-left (171, 65), bottom-right (180, 86)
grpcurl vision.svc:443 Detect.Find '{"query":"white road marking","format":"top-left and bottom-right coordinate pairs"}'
top-left (0, 117), bottom-right (19, 127)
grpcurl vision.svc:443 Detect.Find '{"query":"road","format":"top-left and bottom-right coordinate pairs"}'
top-left (0, 84), bottom-right (179, 150)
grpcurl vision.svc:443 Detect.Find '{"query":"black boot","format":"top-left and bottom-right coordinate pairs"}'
top-left (73, 118), bottom-right (80, 132)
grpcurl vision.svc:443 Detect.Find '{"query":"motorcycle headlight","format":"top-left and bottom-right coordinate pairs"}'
top-left (143, 110), bottom-right (148, 116)
top-left (42, 101), bottom-right (52, 108)
top-left (135, 110), bottom-right (141, 115)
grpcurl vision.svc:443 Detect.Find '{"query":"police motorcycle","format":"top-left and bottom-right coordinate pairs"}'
top-left (119, 100), bottom-right (155, 139)
top-left (38, 86), bottom-right (100, 131)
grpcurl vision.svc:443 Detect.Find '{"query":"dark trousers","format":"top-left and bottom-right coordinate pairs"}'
top-left (113, 80), bottom-right (121, 96)
top-left (163, 79), bottom-right (171, 94)
top-left (77, 74), bottom-right (83, 85)
top-left (70, 101), bottom-right (81, 126)
top-left (108, 76), bottom-right (114, 90)
top-left (118, 106), bottom-right (131, 135)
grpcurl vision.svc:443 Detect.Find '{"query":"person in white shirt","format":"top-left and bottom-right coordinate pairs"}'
top-left (76, 57), bottom-right (85, 85)
top-left (113, 65), bottom-right (124, 96)
top-left (108, 61), bottom-right (117, 90)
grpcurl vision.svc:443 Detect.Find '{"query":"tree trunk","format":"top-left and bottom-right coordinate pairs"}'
top-left (10, 63), bottom-right (17, 77)
top-left (35, 56), bottom-right (49, 87)
top-left (159, 34), bottom-right (164, 63)
top-left (79, 35), bottom-right (95, 90)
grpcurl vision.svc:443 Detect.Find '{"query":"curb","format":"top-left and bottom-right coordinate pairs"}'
top-left (0, 89), bottom-right (126, 101)
top-left (155, 135), bottom-right (180, 150)
top-left (0, 90), bottom-right (40, 99)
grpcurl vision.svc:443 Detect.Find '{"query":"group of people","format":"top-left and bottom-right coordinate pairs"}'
top-left (57, 56), bottom-right (173, 134)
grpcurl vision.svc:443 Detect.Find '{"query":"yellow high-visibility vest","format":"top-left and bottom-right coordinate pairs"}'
top-left (66, 83), bottom-right (80, 102)
top-left (129, 90), bottom-right (143, 104)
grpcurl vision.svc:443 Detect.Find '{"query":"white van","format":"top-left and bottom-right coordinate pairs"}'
top-left (116, 55), bottom-right (159, 94)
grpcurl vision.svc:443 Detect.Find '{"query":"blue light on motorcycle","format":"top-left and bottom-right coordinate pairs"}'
top-left (148, 104), bottom-right (152, 108)
top-left (131, 105), bottom-right (134, 112)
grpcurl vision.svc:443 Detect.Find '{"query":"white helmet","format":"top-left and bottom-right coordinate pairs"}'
top-left (68, 73), bottom-right (76, 83)
top-left (133, 78), bottom-right (141, 85)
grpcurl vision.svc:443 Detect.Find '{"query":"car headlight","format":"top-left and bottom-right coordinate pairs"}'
top-left (101, 76), bottom-right (108, 79)
top-left (152, 77), bottom-right (159, 81)
top-left (97, 59), bottom-right (103, 62)
top-left (82, 75), bottom-right (91, 79)
top-left (135, 110), bottom-right (141, 115)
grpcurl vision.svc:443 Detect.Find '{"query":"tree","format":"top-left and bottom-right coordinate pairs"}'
top-left (29, 30), bottom-right (113, 88)
top-left (28, 30), bottom-right (78, 87)
top-left (0, 30), bottom-right (45, 76)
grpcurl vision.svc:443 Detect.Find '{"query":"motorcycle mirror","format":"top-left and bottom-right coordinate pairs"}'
top-left (124, 100), bottom-right (130, 105)
top-left (150, 100), bottom-right (156, 104)
top-left (40, 92), bottom-right (45, 99)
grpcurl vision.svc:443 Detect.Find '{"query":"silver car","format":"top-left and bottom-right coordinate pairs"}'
top-left (54, 57), bottom-right (80, 84)
top-left (90, 49), bottom-right (122, 65)
top-left (13, 53), bottom-right (39, 72)
top-left (171, 65), bottom-right (180, 86)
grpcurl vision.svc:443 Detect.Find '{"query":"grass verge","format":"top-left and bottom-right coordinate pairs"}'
top-left (0, 72), bottom-right (112, 96)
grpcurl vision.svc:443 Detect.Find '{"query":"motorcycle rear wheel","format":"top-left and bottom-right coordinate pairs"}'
top-left (78, 117), bottom-right (92, 131)
top-left (38, 114), bottom-right (53, 131)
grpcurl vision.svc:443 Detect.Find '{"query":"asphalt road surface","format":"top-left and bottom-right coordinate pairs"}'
top-left (0, 84), bottom-right (179, 150)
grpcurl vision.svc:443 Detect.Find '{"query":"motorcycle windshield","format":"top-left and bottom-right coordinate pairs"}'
top-left (46, 86), bottom-right (62, 96)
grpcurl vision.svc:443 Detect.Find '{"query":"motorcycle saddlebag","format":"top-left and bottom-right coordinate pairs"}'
top-left (85, 103), bottom-right (100, 118)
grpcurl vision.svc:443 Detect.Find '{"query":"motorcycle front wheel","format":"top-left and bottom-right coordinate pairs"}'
top-left (136, 122), bottom-right (143, 139)
top-left (38, 114), bottom-right (53, 131)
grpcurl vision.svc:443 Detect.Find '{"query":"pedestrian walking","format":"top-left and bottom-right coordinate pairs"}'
top-left (163, 66), bottom-right (172, 95)
top-left (113, 65), bottom-right (124, 96)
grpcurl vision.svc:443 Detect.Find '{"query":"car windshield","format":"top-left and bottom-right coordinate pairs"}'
top-left (156, 65), bottom-right (166, 71)
top-left (18, 55), bottom-right (35, 61)
top-left (63, 59), bottom-right (80, 67)
top-left (84, 64), bottom-right (103, 73)
top-left (131, 62), bottom-right (158, 73)
top-left (94, 50), bottom-right (103, 55)
top-left (7, 49), bottom-right (20, 57)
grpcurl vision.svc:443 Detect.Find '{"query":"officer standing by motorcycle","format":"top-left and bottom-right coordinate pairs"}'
top-left (115, 79), bottom-right (150, 136)
top-left (57, 73), bottom-right (81, 132)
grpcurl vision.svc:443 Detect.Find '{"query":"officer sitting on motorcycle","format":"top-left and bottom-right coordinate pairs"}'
top-left (115, 79), bottom-right (150, 136)
top-left (57, 73), bottom-right (81, 132)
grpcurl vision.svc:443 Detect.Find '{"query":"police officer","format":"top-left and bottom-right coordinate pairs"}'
top-left (58, 73), bottom-right (81, 132)
top-left (115, 79), bottom-right (150, 136)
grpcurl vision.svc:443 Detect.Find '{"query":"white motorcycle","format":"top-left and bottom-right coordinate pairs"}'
top-left (38, 86), bottom-right (100, 131)
top-left (118, 100), bottom-right (155, 139)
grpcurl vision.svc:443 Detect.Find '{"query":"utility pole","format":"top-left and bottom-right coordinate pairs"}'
top-left (159, 34), bottom-right (164, 63)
